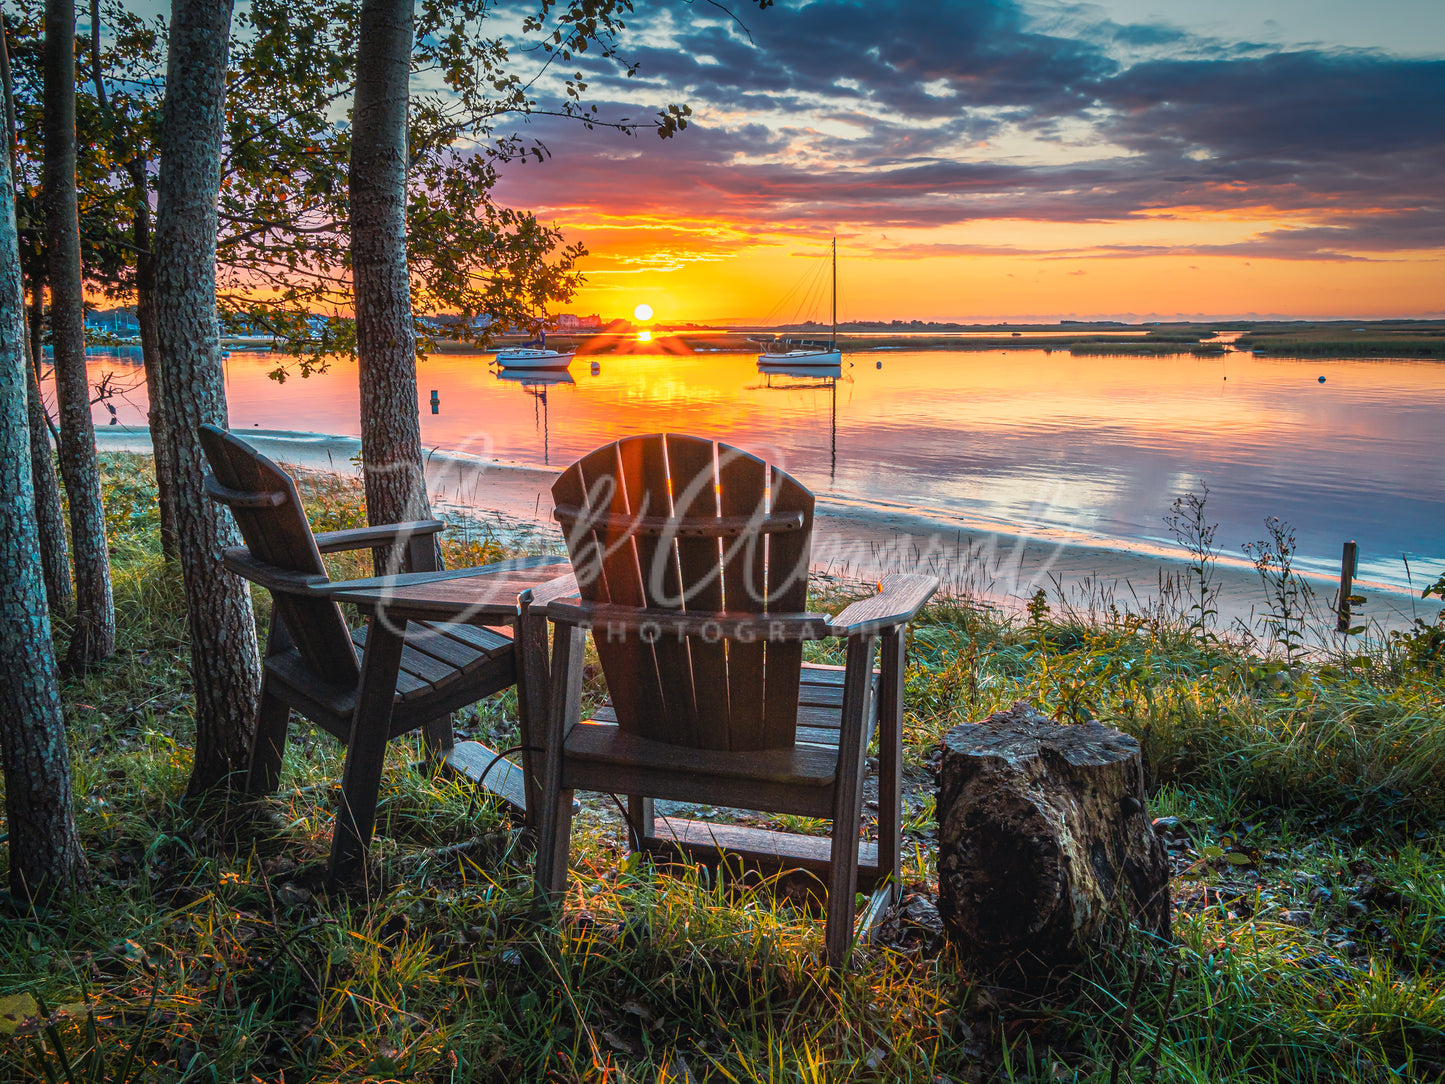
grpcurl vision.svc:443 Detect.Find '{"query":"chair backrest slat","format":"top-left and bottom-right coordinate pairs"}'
top-left (559, 441), bottom-right (668, 739)
top-left (717, 442), bottom-right (771, 749)
top-left (554, 434), bottom-right (813, 753)
top-left (761, 466), bottom-right (815, 746)
top-left (663, 435), bottom-right (729, 748)
top-left (198, 425), bottom-right (360, 686)
top-left (624, 436), bottom-right (700, 740)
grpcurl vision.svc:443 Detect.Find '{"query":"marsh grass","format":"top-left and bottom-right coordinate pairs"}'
top-left (1, 454), bottom-right (1441, 1081)
top-left (1236, 326), bottom-right (1445, 358)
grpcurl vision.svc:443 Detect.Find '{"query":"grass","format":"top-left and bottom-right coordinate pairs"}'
top-left (1, 454), bottom-right (1443, 1081)
top-left (1236, 323), bottom-right (1445, 358)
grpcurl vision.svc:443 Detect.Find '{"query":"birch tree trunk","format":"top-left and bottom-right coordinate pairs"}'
top-left (0, 97), bottom-right (87, 904)
top-left (351, 0), bottom-right (433, 552)
top-left (43, 0), bottom-right (113, 669)
top-left (152, 0), bottom-right (262, 796)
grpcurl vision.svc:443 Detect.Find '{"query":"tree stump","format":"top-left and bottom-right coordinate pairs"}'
top-left (936, 701), bottom-right (1170, 982)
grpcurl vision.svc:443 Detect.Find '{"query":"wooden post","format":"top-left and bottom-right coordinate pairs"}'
top-left (1337, 540), bottom-right (1358, 633)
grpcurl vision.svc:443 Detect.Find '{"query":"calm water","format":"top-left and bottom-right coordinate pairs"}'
top-left (77, 344), bottom-right (1445, 588)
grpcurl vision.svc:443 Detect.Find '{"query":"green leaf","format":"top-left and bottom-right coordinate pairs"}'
top-left (0, 993), bottom-right (38, 1036)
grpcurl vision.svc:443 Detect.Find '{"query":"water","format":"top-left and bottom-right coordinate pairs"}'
top-left (76, 343), bottom-right (1445, 589)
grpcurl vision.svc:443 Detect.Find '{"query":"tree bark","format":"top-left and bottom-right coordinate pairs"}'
top-left (26, 349), bottom-right (70, 612)
top-left (131, 165), bottom-right (178, 560)
top-left (350, 0), bottom-right (432, 565)
top-left (44, 0), bottom-right (113, 670)
top-left (936, 701), bottom-right (1170, 985)
top-left (0, 95), bottom-right (87, 905)
top-left (1, 13), bottom-right (70, 614)
top-left (152, 0), bottom-right (261, 797)
top-left (87, 0), bottom-right (176, 560)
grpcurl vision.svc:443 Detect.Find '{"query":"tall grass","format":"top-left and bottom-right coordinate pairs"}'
top-left (0, 454), bottom-right (1440, 1081)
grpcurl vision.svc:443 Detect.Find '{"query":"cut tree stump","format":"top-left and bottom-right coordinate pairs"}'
top-left (936, 701), bottom-right (1170, 983)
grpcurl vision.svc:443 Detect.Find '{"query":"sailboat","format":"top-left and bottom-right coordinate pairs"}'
top-left (758, 238), bottom-right (843, 368)
top-left (494, 328), bottom-right (575, 370)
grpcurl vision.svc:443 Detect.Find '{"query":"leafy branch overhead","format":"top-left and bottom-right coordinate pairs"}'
top-left (18, 0), bottom-right (714, 375)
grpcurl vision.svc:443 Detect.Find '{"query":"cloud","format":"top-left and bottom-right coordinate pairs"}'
top-left (489, 0), bottom-right (1445, 261)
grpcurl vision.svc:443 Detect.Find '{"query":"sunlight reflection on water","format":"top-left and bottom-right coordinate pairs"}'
top-left (76, 345), bottom-right (1444, 588)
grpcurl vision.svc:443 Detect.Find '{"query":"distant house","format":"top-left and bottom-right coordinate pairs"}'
top-left (86, 307), bottom-right (139, 336)
top-left (555, 313), bottom-right (601, 330)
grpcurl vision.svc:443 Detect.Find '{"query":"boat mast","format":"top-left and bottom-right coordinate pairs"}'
top-left (830, 236), bottom-right (837, 350)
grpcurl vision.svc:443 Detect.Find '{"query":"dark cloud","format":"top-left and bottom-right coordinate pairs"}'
top-left (493, 0), bottom-right (1445, 259)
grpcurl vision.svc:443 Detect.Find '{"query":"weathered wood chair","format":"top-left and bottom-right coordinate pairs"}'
top-left (197, 424), bottom-right (518, 807)
top-left (534, 434), bottom-right (937, 965)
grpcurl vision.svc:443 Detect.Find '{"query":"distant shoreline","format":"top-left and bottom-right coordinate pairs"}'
top-left (79, 318), bottom-right (1445, 360)
top-left (96, 426), bottom-right (1441, 637)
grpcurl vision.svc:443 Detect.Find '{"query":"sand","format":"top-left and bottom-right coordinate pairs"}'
top-left (98, 426), bottom-right (1441, 638)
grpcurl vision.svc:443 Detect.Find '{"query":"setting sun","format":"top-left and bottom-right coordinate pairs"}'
top-left (633, 302), bottom-right (654, 322)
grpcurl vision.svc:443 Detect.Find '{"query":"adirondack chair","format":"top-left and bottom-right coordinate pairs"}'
top-left (197, 424), bottom-right (518, 805)
top-left (534, 434), bottom-right (938, 966)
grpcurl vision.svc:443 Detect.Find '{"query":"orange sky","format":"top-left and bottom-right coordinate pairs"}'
top-left (552, 218), bottom-right (1443, 326)
top-left (488, 1), bottom-right (1444, 326)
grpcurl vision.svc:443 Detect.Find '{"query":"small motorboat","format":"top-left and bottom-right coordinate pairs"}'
top-left (494, 330), bottom-right (575, 370)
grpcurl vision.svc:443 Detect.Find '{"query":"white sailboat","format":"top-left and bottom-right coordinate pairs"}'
top-left (494, 329), bottom-right (575, 370)
top-left (758, 238), bottom-right (843, 368)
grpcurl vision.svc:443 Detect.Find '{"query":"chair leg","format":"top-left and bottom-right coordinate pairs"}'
top-left (330, 617), bottom-right (406, 886)
top-left (244, 676), bottom-right (290, 796)
top-left (825, 633), bottom-right (876, 967)
top-left (626, 796), bottom-right (654, 852)
top-left (422, 712), bottom-right (455, 762)
top-left (825, 797), bottom-right (865, 968)
top-left (537, 786), bottom-right (575, 898)
top-left (536, 623), bottom-right (584, 902)
top-left (876, 629), bottom-right (906, 902)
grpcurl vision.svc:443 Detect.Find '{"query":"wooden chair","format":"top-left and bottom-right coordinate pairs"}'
top-left (197, 425), bottom-right (519, 850)
top-left (534, 434), bottom-right (937, 966)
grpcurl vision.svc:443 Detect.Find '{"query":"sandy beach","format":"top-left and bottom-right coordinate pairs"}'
top-left (98, 426), bottom-right (1441, 638)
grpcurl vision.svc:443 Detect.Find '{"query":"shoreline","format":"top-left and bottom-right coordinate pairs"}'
top-left (97, 426), bottom-right (1441, 636)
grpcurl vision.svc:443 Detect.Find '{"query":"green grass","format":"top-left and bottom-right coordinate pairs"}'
top-left (1, 454), bottom-right (1442, 1081)
top-left (1236, 324), bottom-right (1445, 358)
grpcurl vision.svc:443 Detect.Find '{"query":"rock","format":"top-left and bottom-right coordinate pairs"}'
top-left (935, 701), bottom-right (1170, 984)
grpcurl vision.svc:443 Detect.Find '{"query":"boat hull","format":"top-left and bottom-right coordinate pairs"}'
top-left (758, 348), bottom-right (842, 367)
top-left (495, 348), bottom-right (575, 370)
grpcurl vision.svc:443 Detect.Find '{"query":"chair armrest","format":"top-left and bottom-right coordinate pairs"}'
top-left (828, 573), bottom-right (940, 636)
top-left (544, 598), bottom-right (834, 642)
top-left (312, 519), bottom-right (445, 554)
top-left (521, 570), bottom-right (580, 610)
top-left (221, 547), bottom-right (331, 595)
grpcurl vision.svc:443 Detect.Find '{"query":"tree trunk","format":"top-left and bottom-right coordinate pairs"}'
top-left (0, 98), bottom-right (87, 905)
top-left (130, 162), bottom-right (178, 560)
top-left (1, 15), bottom-right (70, 615)
top-left (152, 0), bottom-right (261, 797)
top-left (936, 701), bottom-right (1170, 986)
top-left (350, 0), bottom-right (432, 567)
top-left (86, 0), bottom-right (176, 560)
top-left (26, 349), bottom-right (70, 612)
top-left (43, 0), bottom-right (113, 671)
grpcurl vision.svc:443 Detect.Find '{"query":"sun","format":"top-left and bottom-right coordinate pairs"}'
top-left (633, 302), bottom-right (654, 322)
